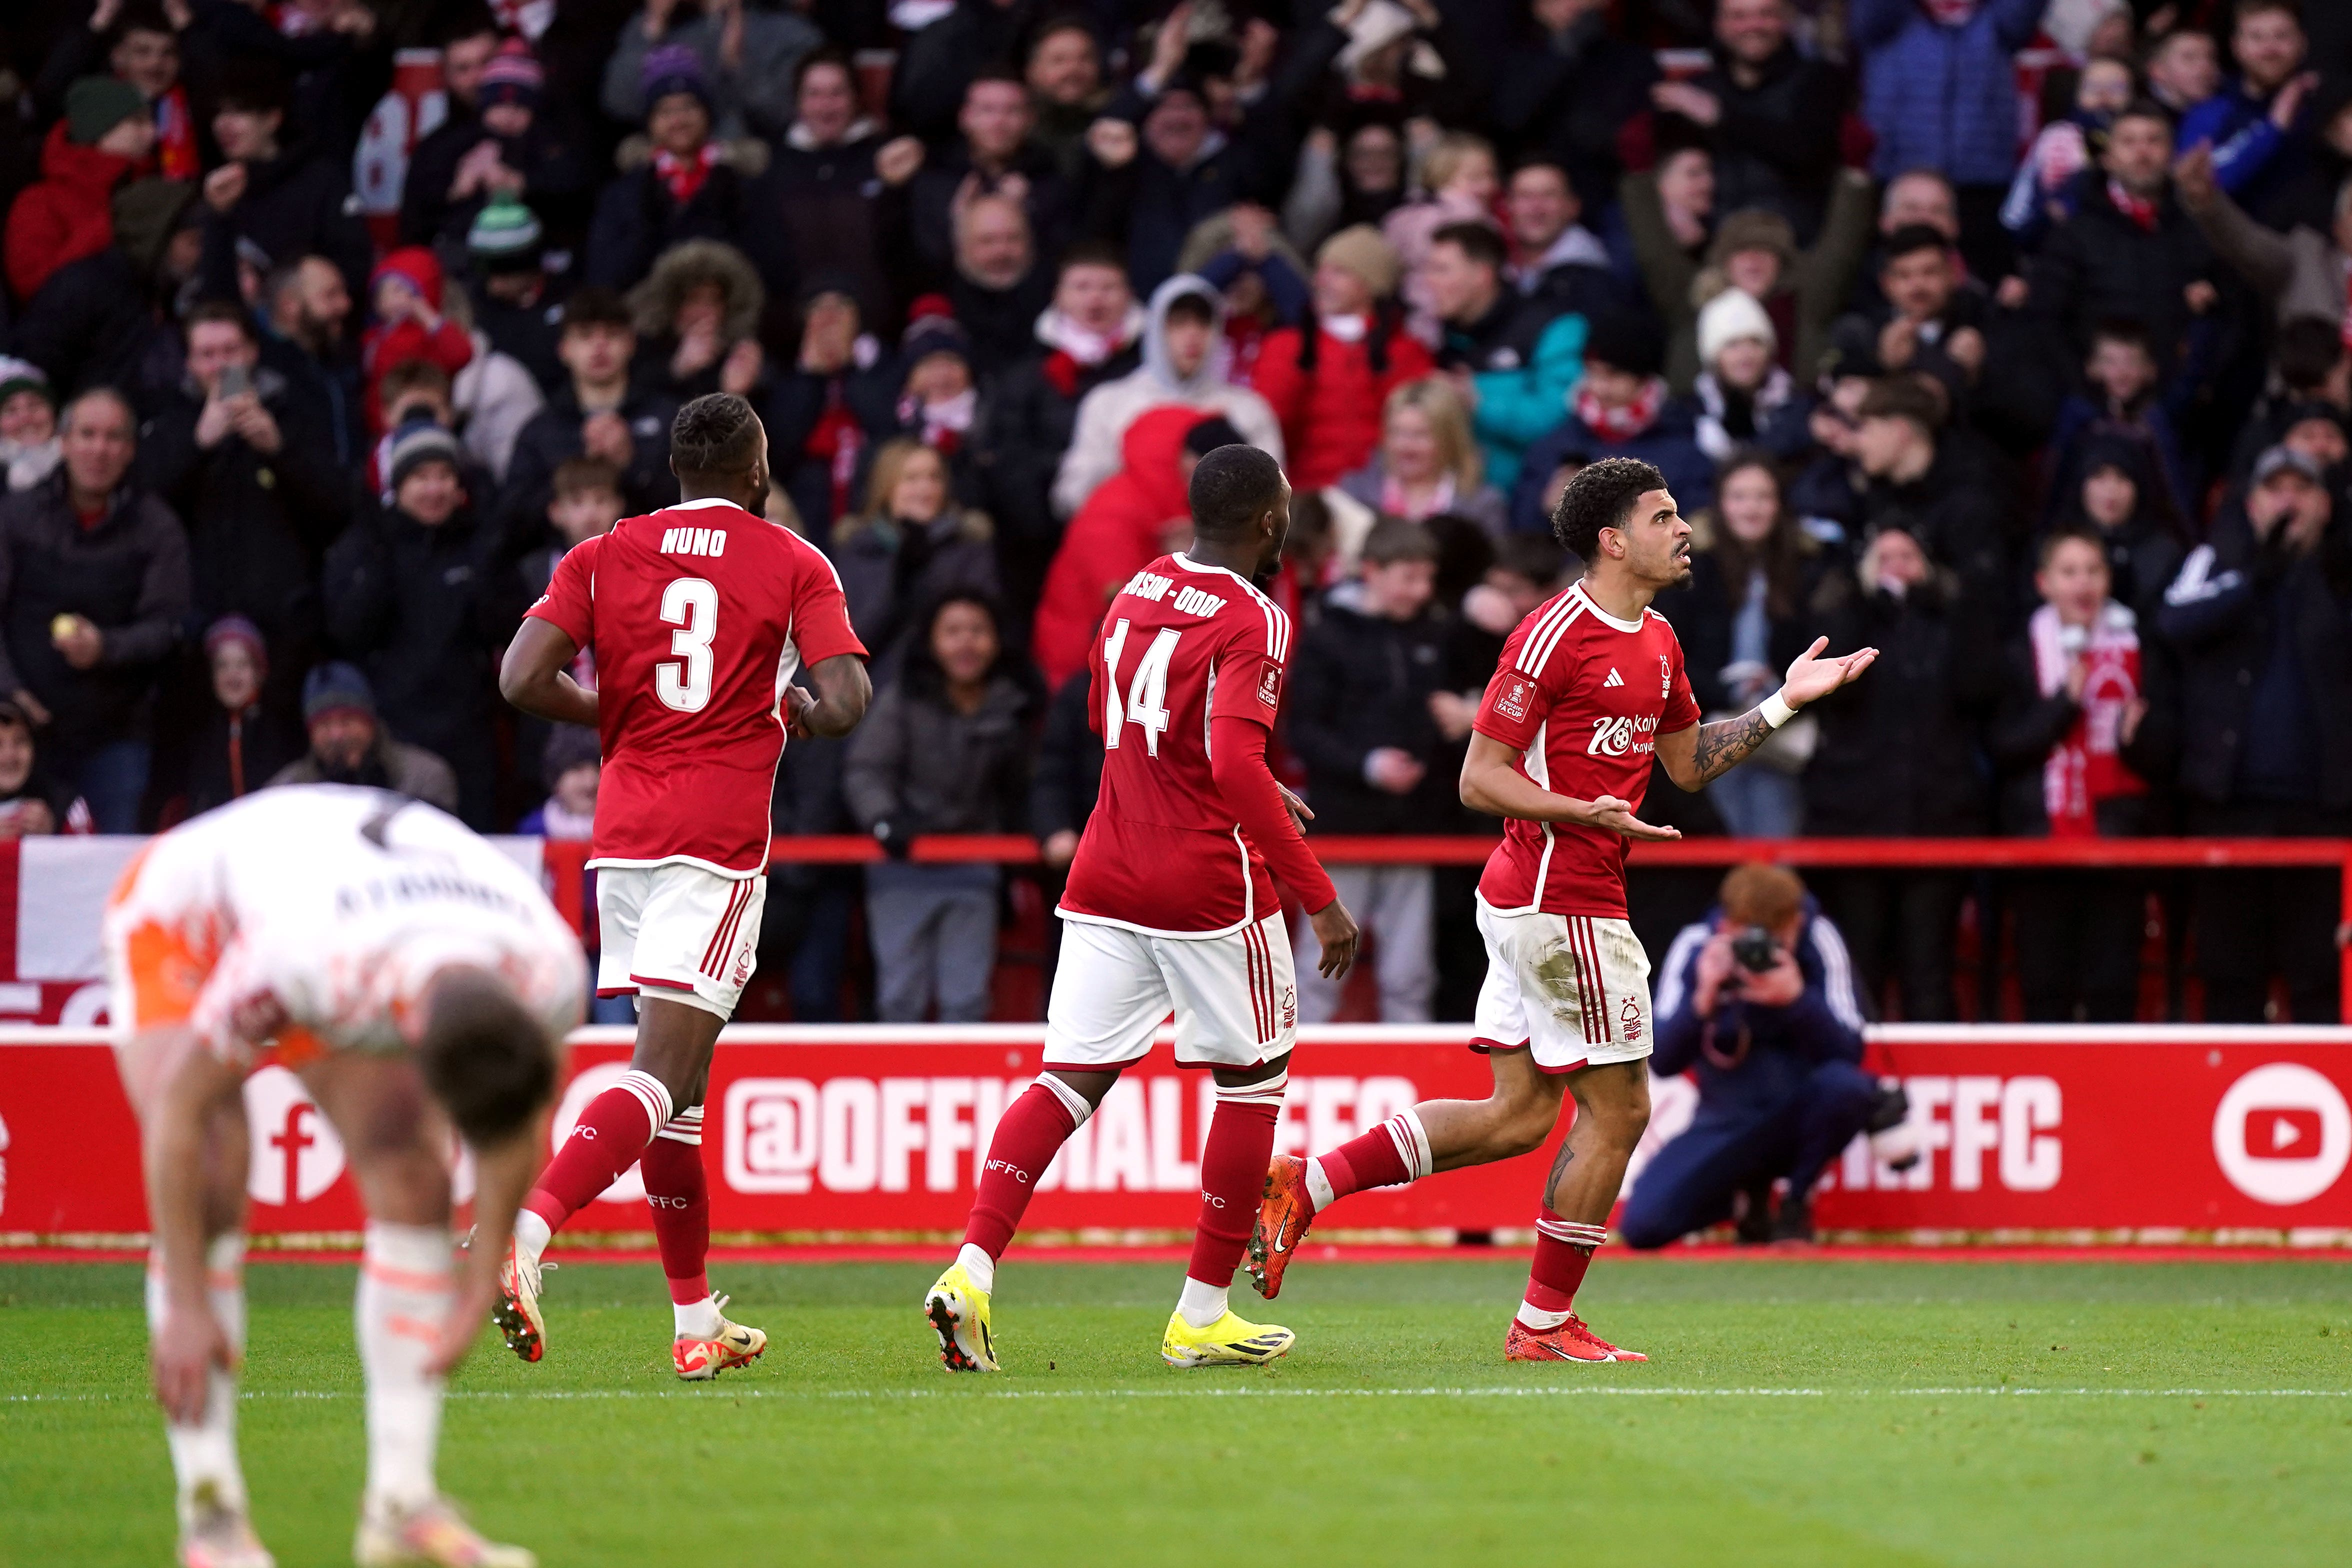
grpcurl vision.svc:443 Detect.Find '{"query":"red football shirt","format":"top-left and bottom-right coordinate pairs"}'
top-left (525, 498), bottom-right (866, 876)
top-left (1471, 581), bottom-right (1700, 919)
top-left (1058, 552), bottom-right (1298, 936)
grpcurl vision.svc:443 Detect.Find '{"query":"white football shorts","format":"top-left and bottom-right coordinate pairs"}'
top-left (1044, 911), bottom-right (1296, 1071)
top-left (596, 862), bottom-right (766, 1019)
top-left (1471, 896), bottom-right (1653, 1072)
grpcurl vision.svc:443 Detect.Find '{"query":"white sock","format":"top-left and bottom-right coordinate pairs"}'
top-left (147, 1236), bottom-right (250, 1528)
top-left (956, 1242), bottom-right (996, 1294)
top-left (357, 1222), bottom-right (453, 1514)
top-left (512, 1207), bottom-right (552, 1260)
top-left (1515, 1299), bottom-right (1572, 1332)
top-left (673, 1295), bottom-right (724, 1339)
top-left (1176, 1276), bottom-right (1228, 1329)
top-left (1304, 1157), bottom-right (1337, 1211)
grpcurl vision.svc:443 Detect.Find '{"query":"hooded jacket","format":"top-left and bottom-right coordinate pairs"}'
top-left (5, 122), bottom-right (138, 304)
top-left (1030, 406), bottom-right (1201, 689)
top-left (1052, 274), bottom-right (1283, 518)
top-left (626, 239), bottom-right (766, 400)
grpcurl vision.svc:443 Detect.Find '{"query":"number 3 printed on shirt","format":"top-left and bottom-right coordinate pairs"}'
top-left (658, 577), bottom-right (718, 712)
top-left (1102, 618), bottom-right (1180, 755)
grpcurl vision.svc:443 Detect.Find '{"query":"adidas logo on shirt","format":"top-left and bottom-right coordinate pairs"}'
top-left (1603, 668), bottom-right (1625, 688)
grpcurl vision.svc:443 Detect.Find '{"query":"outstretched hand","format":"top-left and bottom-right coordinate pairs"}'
top-left (1780, 636), bottom-right (1878, 708)
top-left (1574, 794), bottom-right (1681, 842)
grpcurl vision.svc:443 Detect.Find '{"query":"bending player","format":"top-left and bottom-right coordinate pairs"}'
top-left (112, 786), bottom-right (582, 1568)
top-left (1248, 457), bottom-right (1876, 1362)
top-left (925, 444), bottom-right (1358, 1372)
top-left (498, 392), bottom-right (869, 1378)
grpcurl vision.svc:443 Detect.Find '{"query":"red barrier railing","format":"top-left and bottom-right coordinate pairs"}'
top-left (538, 836), bottom-right (2352, 1021)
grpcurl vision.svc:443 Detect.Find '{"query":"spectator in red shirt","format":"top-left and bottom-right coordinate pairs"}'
top-left (1250, 224), bottom-right (1432, 490)
top-left (360, 248), bottom-right (474, 437)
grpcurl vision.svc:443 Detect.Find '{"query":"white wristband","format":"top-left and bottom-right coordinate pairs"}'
top-left (1760, 691), bottom-right (1798, 730)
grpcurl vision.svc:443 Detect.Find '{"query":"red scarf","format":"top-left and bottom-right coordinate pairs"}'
top-left (654, 144), bottom-right (717, 208)
top-left (802, 380), bottom-right (865, 523)
top-left (1574, 376), bottom-right (1666, 446)
top-left (2108, 178), bottom-right (2158, 234)
top-left (154, 86), bottom-right (199, 180)
top-left (1919, 0), bottom-right (1980, 22)
top-left (2030, 602), bottom-right (2146, 837)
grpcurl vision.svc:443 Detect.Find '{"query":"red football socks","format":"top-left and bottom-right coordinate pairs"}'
top-left (962, 1080), bottom-right (1082, 1260)
top-left (1316, 1110), bottom-right (1430, 1203)
top-left (1188, 1088), bottom-right (1284, 1288)
top-left (522, 1070), bottom-right (672, 1235)
top-left (640, 1106), bottom-right (710, 1306)
top-left (1524, 1210), bottom-right (1608, 1316)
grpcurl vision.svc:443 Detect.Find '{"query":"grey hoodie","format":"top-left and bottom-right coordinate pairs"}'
top-left (1050, 274), bottom-right (1284, 518)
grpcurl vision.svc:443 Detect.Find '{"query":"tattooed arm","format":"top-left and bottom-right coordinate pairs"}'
top-left (1656, 637), bottom-right (1880, 792)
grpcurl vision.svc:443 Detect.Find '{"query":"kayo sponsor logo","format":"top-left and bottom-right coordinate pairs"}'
top-left (1586, 714), bottom-right (1660, 758)
top-left (2211, 1064), bottom-right (2350, 1206)
top-left (722, 1074), bottom-right (1422, 1196)
top-left (1832, 1075), bottom-right (2062, 1194)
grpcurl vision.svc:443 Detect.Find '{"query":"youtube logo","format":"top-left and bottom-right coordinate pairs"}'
top-left (2244, 1108), bottom-right (2324, 1160)
top-left (2212, 1064), bottom-right (2350, 1206)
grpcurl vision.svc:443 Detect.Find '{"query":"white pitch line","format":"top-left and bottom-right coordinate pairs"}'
top-left (8, 1386), bottom-right (2352, 1404)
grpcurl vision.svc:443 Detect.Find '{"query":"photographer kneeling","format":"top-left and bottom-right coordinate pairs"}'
top-left (1622, 864), bottom-right (1888, 1246)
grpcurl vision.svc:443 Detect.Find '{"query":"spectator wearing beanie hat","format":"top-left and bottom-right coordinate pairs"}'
top-left (4, 76), bottom-right (156, 302)
top-left (1667, 180), bottom-right (1874, 391)
top-left (323, 418), bottom-right (502, 826)
top-left (885, 301), bottom-right (984, 500)
top-left (585, 44), bottom-right (788, 293)
top-left (176, 615), bottom-right (300, 818)
top-left (600, 0), bottom-right (824, 144)
top-left (268, 660), bottom-right (458, 812)
top-left (1250, 224), bottom-right (1434, 490)
top-left (1512, 314), bottom-right (1712, 534)
top-left (1692, 286), bottom-right (1814, 463)
top-left (398, 38), bottom-right (592, 255)
top-left (466, 196), bottom-right (566, 390)
top-left (519, 724), bottom-right (602, 840)
top-left (360, 247), bottom-right (474, 436)
top-left (0, 360), bottom-right (60, 496)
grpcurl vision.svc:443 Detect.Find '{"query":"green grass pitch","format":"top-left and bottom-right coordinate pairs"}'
top-left (5, 1256), bottom-right (2351, 1566)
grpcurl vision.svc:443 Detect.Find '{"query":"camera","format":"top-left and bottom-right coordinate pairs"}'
top-left (1729, 925), bottom-right (1780, 972)
top-left (1864, 1082), bottom-right (1922, 1172)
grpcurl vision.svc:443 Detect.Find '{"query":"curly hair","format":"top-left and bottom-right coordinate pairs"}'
top-left (1551, 456), bottom-right (1667, 562)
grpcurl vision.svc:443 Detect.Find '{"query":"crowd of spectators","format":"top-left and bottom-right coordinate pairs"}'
top-left (2, 0), bottom-right (2349, 1025)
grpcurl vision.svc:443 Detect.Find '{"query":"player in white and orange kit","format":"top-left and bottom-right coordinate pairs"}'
top-left (924, 444), bottom-right (1359, 1372)
top-left (498, 393), bottom-right (870, 1378)
top-left (1249, 457), bottom-right (1878, 1361)
top-left (108, 786), bottom-right (582, 1568)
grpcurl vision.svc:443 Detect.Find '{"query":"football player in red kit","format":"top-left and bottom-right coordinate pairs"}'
top-left (1250, 456), bottom-right (1878, 1362)
top-left (496, 394), bottom-right (871, 1378)
top-left (926, 444), bottom-right (1360, 1372)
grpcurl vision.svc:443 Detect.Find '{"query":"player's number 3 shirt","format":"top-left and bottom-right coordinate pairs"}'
top-left (1471, 582), bottom-right (1700, 920)
top-left (526, 498), bottom-right (867, 875)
